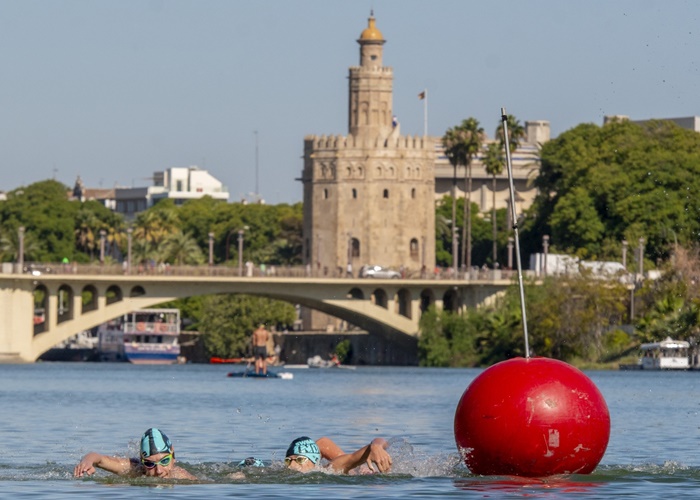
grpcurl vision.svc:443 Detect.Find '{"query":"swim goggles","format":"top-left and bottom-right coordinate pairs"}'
top-left (284, 456), bottom-right (310, 466)
top-left (141, 453), bottom-right (173, 469)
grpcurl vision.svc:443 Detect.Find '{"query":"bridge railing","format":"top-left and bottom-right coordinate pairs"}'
top-left (2, 262), bottom-right (527, 281)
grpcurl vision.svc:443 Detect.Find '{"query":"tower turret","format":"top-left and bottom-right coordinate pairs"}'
top-left (348, 12), bottom-right (393, 139)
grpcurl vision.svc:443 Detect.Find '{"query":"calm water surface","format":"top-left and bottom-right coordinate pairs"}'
top-left (1, 363), bottom-right (700, 498)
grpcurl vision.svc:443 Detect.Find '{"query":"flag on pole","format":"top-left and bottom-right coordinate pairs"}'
top-left (418, 89), bottom-right (428, 135)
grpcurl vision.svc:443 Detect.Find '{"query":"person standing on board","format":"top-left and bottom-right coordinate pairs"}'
top-left (74, 428), bottom-right (197, 480)
top-left (252, 323), bottom-right (270, 375)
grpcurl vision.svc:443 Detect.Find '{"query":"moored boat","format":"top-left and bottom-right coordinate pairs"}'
top-left (639, 337), bottom-right (690, 370)
top-left (97, 308), bottom-right (181, 364)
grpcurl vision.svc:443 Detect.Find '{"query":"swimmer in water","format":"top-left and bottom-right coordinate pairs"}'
top-left (74, 427), bottom-right (197, 480)
top-left (284, 436), bottom-right (392, 474)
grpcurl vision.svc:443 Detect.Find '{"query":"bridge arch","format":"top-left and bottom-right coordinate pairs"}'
top-left (397, 288), bottom-right (412, 319)
top-left (82, 285), bottom-right (98, 313)
top-left (443, 288), bottom-right (461, 312)
top-left (348, 287), bottom-right (364, 300)
top-left (106, 285), bottom-right (123, 304)
top-left (57, 284), bottom-right (74, 324)
top-left (33, 284), bottom-right (49, 335)
top-left (420, 289), bottom-right (435, 313)
top-left (372, 288), bottom-right (388, 309)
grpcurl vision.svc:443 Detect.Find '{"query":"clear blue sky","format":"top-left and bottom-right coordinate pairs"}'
top-left (1, 0), bottom-right (697, 204)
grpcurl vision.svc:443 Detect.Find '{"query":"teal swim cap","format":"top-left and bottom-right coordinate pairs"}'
top-left (140, 428), bottom-right (173, 458)
top-left (286, 437), bottom-right (320, 464)
top-left (237, 457), bottom-right (265, 467)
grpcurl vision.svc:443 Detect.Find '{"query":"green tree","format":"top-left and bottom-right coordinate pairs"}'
top-left (199, 295), bottom-right (296, 358)
top-left (549, 187), bottom-right (606, 257)
top-left (159, 230), bottom-right (205, 265)
top-left (0, 180), bottom-right (78, 262)
top-left (418, 306), bottom-right (480, 367)
top-left (74, 207), bottom-right (100, 259)
top-left (527, 119), bottom-right (700, 262)
top-left (442, 118), bottom-right (484, 270)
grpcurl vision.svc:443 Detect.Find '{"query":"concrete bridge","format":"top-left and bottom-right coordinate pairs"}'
top-left (0, 265), bottom-right (515, 363)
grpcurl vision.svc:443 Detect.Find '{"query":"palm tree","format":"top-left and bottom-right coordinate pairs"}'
top-left (74, 208), bottom-right (99, 259)
top-left (442, 118), bottom-right (484, 272)
top-left (133, 206), bottom-right (180, 257)
top-left (483, 142), bottom-right (504, 267)
top-left (491, 114), bottom-right (526, 267)
top-left (160, 230), bottom-right (205, 266)
top-left (0, 227), bottom-right (41, 263)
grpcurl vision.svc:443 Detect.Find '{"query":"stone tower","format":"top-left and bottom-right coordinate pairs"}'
top-left (301, 13), bottom-right (436, 288)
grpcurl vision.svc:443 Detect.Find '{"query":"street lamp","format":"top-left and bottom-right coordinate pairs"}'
top-left (347, 232), bottom-right (353, 278)
top-left (225, 229), bottom-right (237, 263)
top-left (621, 239), bottom-right (628, 269)
top-left (638, 237), bottom-right (645, 277)
top-left (451, 163), bottom-right (458, 274)
top-left (99, 229), bottom-right (106, 265)
top-left (208, 232), bottom-right (215, 267)
top-left (542, 235), bottom-right (550, 277)
top-left (507, 237), bottom-right (514, 270)
top-left (127, 228), bottom-right (133, 275)
top-left (421, 236), bottom-right (426, 277)
top-left (237, 229), bottom-right (244, 276)
top-left (18, 226), bottom-right (25, 272)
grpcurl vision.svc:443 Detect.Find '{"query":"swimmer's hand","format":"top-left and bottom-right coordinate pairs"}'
top-left (74, 453), bottom-right (100, 477)
top-left (366, 438), bottom-right (392, 473)
top-left (74, 452), bottom-right (133, 477)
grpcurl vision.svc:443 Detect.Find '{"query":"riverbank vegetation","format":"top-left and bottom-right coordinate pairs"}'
top-left (2, 118), bottom-right (700, 363)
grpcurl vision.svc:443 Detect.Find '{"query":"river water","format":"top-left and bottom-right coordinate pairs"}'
top-left (1, 363), bottom-right (699, 498)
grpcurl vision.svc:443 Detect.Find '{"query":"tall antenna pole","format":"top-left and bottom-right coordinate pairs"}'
top-left (423, 88), bottom-right (428, 136)
top-left (501, 107), bottom-right (530, 358)
top-left (254, 130), bottom-right (259, 199)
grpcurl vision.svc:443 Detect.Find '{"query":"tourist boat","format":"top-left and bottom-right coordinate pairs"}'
top-left (639, 337), bottom-right (690, 370)
top-left (97, 308), bottom-right (181, 364)
top-left (39, 329), bottom-right (99, 362)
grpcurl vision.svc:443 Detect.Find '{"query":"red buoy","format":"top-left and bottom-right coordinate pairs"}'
top-left (454, 357), bottom-right (610, 477)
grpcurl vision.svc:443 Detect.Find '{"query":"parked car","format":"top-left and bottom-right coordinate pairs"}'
top-left (360, 265), bottom-right (401, 279)
top-left (23, 264), bottom-right (52, 276)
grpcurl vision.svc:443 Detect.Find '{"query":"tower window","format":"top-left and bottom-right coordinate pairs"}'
top-left (351, 238), bottom-right (360, 258)
top-left (411, 188), bottom-right (416, 199)
top-left (352, 188), bottom-right (357, 199)
top-left (371, 55), bottom-right (377, 60)
top-left (410, 238), bottom-right (419, 258)
top-left (383, 189), bottom-right (389, 199)
top-left (323, 188), bottom-right (329, 199)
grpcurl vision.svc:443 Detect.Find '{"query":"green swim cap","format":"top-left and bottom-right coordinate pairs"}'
top-left (286, 436), bottom-right (320, 464)
top-left (140, 428), bottom-right (173, 458)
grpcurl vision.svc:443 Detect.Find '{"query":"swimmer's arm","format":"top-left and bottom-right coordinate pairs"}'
top-left (73, 452), bottom-right (135, 477)
top-left (316, 436), bottom-right (345, 461)
top-left (328, 438), bottom-right (392, 474)
top-left (171, 465), bottom-right (198, 480)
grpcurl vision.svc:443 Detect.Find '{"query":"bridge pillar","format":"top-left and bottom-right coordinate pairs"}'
top-left (47, 288), bottom-right (58, 331)
top-left (72, 291), bottom-right (82, 320)
top-left (0, 281), bottom-right (36, 363)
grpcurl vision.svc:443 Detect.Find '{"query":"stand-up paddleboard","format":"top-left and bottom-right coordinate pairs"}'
top-left (227, 370), bottom-right (293, 379)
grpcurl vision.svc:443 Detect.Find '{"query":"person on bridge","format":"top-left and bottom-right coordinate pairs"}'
top-left (73, 427), bottom-right (197, 480)
top-left (252, 323), bottom-right (270, 375)
top-left (284, 436), bottom-right (392, 474)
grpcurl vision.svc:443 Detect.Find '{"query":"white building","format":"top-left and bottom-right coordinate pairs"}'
top-left (115, 166), bottom-right (229, 217)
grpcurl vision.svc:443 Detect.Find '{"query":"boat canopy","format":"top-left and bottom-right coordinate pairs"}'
top-left (640, 337), bottom-right (690, 351)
